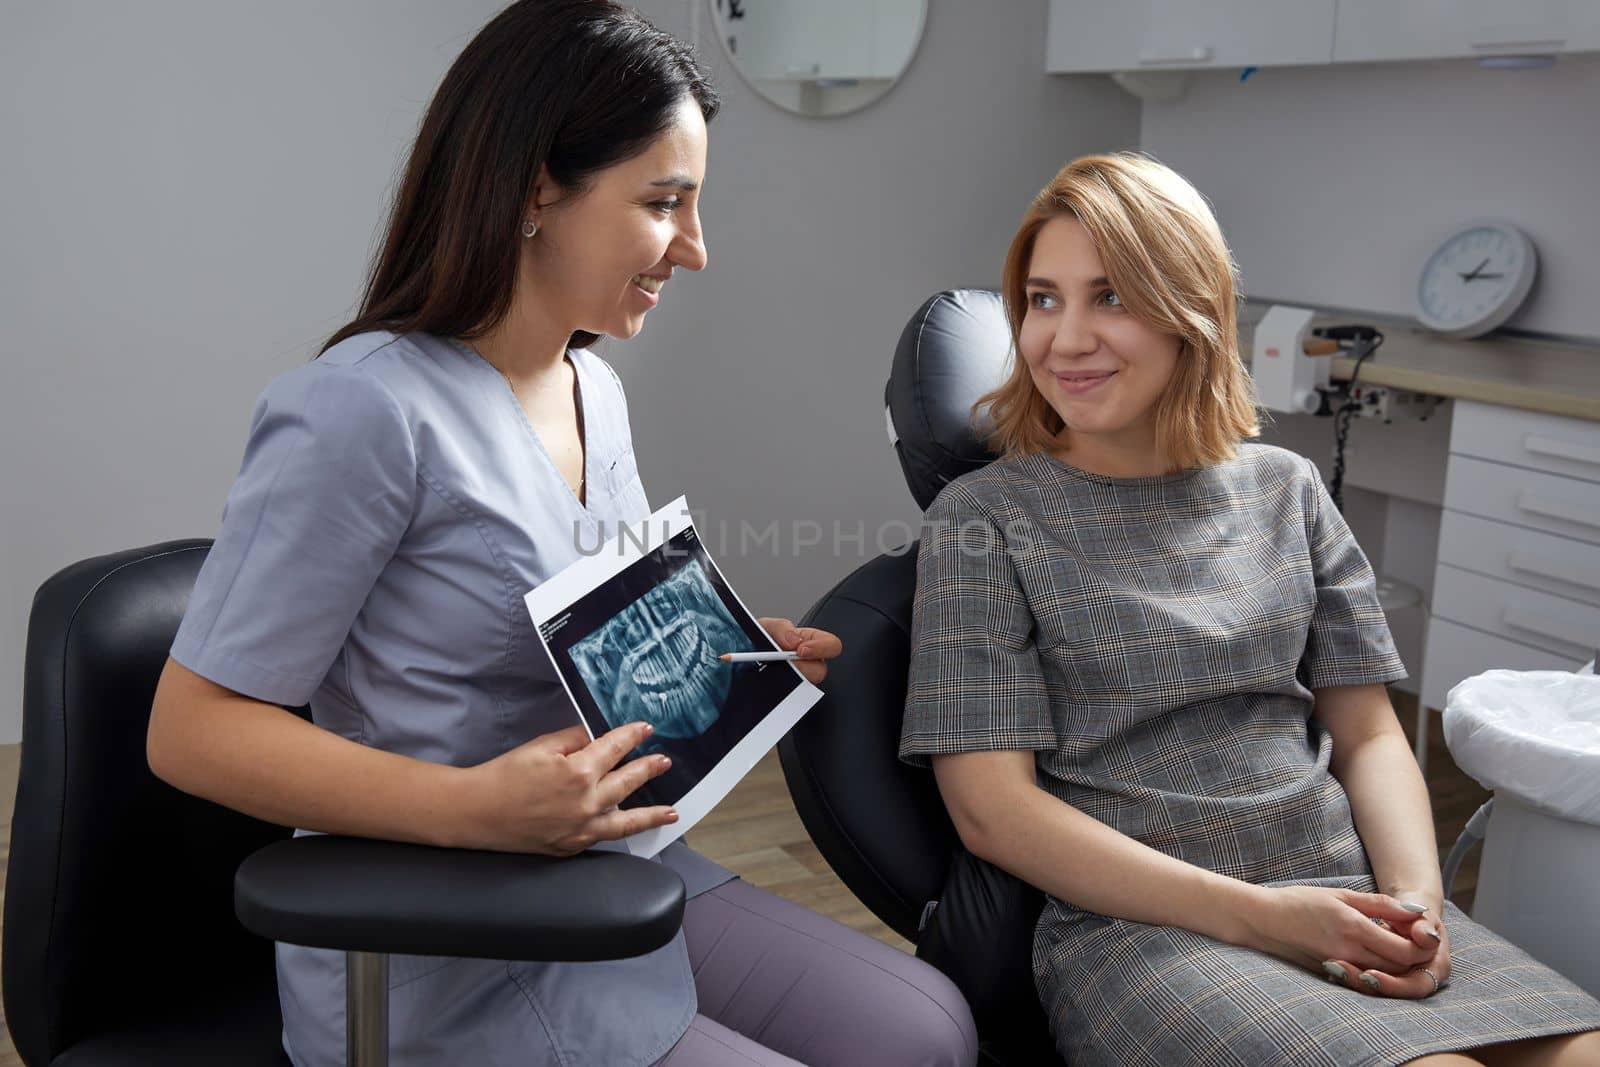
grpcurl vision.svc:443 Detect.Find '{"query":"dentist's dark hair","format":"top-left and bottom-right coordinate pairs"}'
top-left (319, 0), bottom-right (718, 356)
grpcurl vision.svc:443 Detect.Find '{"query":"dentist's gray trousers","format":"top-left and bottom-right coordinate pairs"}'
top-left (655, 879), bottom-right (979, 1066)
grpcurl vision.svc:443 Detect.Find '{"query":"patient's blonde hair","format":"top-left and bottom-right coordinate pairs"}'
top-left (979, 152), bottom-right (1259, 469)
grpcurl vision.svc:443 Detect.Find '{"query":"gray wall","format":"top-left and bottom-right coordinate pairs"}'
top-left (0, 0), bottom-right (1134, 743)
top-left (1140, 54), bottom-right (1600, 339)
top-left (2, 1), bottom-right (507, 744)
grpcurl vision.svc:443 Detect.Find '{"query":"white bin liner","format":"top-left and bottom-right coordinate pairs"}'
top-left (1443, 670), bottom-right (1600, 825)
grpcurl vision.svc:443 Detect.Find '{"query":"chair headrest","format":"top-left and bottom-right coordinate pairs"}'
top-left (885, 289), bottom-right (1012, 510)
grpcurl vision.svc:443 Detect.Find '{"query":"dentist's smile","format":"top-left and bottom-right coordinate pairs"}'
top-left (632, 273), bottom-right (667, 306)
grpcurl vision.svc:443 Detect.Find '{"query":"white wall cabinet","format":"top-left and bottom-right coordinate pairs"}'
top-left (1046, 0), bottom-right (1600, 75)
top-left (1047, 1), bottom-right (1336, 73)
top-left (1333, 0), bottom-right (1600, 63)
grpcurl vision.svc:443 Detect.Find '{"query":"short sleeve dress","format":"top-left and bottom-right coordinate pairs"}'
top-left (171, 330), bottom-right (733, 1067)
top-left (899, 444), bottom-right (1600, 1067)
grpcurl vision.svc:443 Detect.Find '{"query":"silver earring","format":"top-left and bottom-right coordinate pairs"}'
top-left (521, 218), bottom-right (538, 238)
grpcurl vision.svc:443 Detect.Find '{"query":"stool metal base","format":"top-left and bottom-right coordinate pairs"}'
top-left (347, 950), bottom-right (389, 1067)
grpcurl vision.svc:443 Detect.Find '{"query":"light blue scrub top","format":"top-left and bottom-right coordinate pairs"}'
top-left (171, 330), bottom-right (734, 1067)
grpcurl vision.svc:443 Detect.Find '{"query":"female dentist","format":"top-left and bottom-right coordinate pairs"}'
top-left (147, 2), bottom-right (977, 1065)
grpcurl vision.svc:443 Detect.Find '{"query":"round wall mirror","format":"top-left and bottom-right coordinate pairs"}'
top-left (709, 0), bottom-right (928, 118)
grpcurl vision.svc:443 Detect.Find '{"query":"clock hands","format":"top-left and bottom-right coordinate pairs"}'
top-left (1458, 257), bottom-right (1506, 281)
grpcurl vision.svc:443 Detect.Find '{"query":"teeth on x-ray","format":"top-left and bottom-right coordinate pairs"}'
top-left (571, 561), bottom-right (754, 739)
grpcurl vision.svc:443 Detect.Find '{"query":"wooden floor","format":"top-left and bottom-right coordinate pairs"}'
top-left (0, 690), bottom-right (1486, 1065)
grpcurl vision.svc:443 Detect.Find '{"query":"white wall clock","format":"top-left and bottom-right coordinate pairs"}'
top-left (1415, 219), bottom-right (1538, 340)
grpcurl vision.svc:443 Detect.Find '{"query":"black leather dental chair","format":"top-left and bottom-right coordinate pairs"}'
top-left (5, 540), bottom-right (686, 1067)
top-left (778, 289), bottom-right (1065, 1065)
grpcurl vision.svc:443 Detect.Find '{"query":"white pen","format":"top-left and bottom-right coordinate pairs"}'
top-left (719, 650), bottom-right (801, 663)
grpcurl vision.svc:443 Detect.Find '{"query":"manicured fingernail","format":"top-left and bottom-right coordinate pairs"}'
top-left (1322, 961), bottom-right (1347, 982)
top-left (1400, 902), bottom-right (1429, 913)
top-left (658, 756), bottom-right (671, 768)
top-left (1426, 928), bottom-right (1442, 942)
top-left (641, 723), bottom-right (653, 735)
top-left (665, 810), bottom-right (679, 822)
top-left (1360, 972), bottom-right (1381, 991)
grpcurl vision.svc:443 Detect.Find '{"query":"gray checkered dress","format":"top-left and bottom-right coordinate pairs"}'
top-left (900, 444), bottom-right (1600, 1066)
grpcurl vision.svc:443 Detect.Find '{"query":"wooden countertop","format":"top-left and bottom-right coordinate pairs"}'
top-left (1238, 304), bottom-right (1600, 422)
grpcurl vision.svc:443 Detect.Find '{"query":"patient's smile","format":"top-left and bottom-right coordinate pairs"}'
top-left (1055, 370), bottom-right (1116, 395)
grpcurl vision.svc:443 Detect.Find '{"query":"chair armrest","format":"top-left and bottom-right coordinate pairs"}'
top-left (235, 836), bottom-right (684, 962)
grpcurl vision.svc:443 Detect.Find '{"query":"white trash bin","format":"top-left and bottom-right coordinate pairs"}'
top-left (1443, 668), bottom-right (1600, 1000)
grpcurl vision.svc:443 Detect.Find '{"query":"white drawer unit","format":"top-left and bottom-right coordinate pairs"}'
top-left (1450, 400), bottom-right (1600, 485)
top-left (1437, 512), bottom-right (1600, 610)
top-left (1443, 456), bottom-right (1600, 546)
top-left (1415, 402), bottom-right (1600, 771)
top-left (1432, 565), bottom-right (1600, 664)
top-left (1420, 619), bottom-right (1578, 717)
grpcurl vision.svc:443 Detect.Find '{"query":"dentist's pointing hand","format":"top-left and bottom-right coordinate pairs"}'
top-left (757, 617), bottom-right (843, 685)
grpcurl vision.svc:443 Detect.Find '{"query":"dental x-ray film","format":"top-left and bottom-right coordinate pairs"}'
top-left (524, 496), bottom-right (823, 858)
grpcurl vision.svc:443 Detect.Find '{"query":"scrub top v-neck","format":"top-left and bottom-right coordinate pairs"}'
top-left (463, 340), bottom-right (593, 512)
top-left (171, 329), bottom-right (733, 1067)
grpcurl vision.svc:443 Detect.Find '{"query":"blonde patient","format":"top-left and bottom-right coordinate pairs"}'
top-left (898, 151), bottom-right (1600, 1066)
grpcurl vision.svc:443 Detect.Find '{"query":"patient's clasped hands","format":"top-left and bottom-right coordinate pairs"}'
top-left (1244, 886), bottom-right (1452, 999)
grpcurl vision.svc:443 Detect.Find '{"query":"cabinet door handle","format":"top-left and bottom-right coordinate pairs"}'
top-left (1470, 36), bottom-right (1566, 50)
top-left (1138, 45), bottom-right (1212, 65)
top-left (1507, 551), bottom-right (1600, 593)
top-left (1524, 434), bottom-right (1600, 469)
top-left (1517, 491), bottom-right (1600, 532)
top-left (1502, 605), bottom-right (1587, 651)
